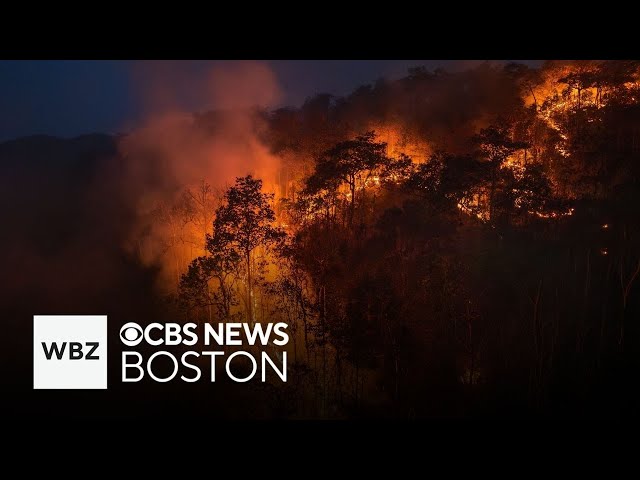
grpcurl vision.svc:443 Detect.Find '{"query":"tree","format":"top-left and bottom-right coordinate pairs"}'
top-left (184, 179), bottom-right (219, 253)
top-left (211, 175), bottom-right (285, 323)
top-left (404, 151), bottom-right (490, 218)
top-left (304, 131), bottom-right (390, 225)
top-left (475, 123), bottom-right (528, 222)
top-left (151, 191), bottom-right (197, 288)
top-left (178, 251), bottom-right (239, 321)
top-left (504, 62), bottom-right (543, 111)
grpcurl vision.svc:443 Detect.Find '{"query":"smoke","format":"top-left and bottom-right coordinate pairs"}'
top-left (119, 61), bottom-right (283, 289)
top-left (0, 60), bottom-right (549, 307)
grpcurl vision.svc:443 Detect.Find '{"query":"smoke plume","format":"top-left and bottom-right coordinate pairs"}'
top-left (119, 61), bottom-right (283, 289)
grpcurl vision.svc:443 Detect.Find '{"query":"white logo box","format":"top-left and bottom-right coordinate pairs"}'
top-left (33, 315), bottom-right (107, 389)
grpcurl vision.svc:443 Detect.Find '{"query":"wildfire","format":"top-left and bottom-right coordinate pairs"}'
top-left (370, 124), bottom-right (431, 164)
top-left (365, 175), bottom-right (381, 187)
top-left (457, 193), bottom-right (490, 222)
top-left (532, 207), bottom-right (574, 219)
top-left (456, 194), bottom-right (575, 222)
top-left (530, 63), bottom-right (640, 162)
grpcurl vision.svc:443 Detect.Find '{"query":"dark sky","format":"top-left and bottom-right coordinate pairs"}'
top-left (0, 60), bottom-right (541, 141)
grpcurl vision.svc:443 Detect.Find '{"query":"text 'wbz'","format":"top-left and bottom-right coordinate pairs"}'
top-left (121, 322), bottom-right (289, 383)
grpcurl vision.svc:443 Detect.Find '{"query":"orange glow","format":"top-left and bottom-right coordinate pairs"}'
top-left (369, 123), bottom-right (431, 163)
top-left (533, 207), bottom-right (574, 219)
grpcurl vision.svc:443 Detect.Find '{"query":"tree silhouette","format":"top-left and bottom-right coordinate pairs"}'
top-left (304, 131), bottom-right (390, 225)
top-left (178, 252), bottom-right (239, 321)
top-left (475, 123), bottom-right (529, 222)
top-left (154, 61), bottom-right (640, 418)
top-left (211, 175), bottom-right (285, 323)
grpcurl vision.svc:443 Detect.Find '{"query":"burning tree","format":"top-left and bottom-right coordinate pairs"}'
top-left (151, 61), bottom-right (640, 418)
top-left (475, 123), bottom-right (529, 223)
top-left (304, 131), bottom-right (391, 226)
top-left (209, 175), bottom-right (285, 323)
top-left (179, 245), bottom-right (240, 321)
top-left (180, 175), bottom-right (286, 324)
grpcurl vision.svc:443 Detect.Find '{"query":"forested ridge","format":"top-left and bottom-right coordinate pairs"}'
top-left (165, 60), bottom-right (640, 418)
top-left (3, 60), bottom-right (640, 419)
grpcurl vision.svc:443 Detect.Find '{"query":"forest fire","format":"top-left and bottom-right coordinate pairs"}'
top-left (6, 59), bottom-right (640, 420)
top-left (117, 61), bottom-right (640, 418)
top-left (532, 207), bottom-right (574, 219)
top-left (371, 124), bottom-right (431, 163)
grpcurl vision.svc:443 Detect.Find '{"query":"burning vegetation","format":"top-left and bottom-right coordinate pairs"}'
top-left (4, 60), bottom-right (640, 419)
top-left (122, 60), bottom-right (640, 418)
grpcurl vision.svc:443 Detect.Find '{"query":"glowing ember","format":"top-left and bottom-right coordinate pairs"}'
top-left (533, 207), bottom-right (574, 219)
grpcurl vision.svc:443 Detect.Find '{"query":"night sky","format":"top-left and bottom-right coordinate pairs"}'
top-left (0, 60), bottom-right (541, 141)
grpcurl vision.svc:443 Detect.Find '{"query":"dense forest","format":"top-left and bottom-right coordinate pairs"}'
top-left (3, 60), bottom-right (640, 419)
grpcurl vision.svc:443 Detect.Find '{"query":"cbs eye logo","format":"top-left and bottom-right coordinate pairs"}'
top-left (120, 322), bottom-right (144, 347)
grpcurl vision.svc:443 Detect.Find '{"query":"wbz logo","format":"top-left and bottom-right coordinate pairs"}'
top-left (41, 341), bottom-right (100, 360)
top-left (33, 315), bottom-right (107, 389)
